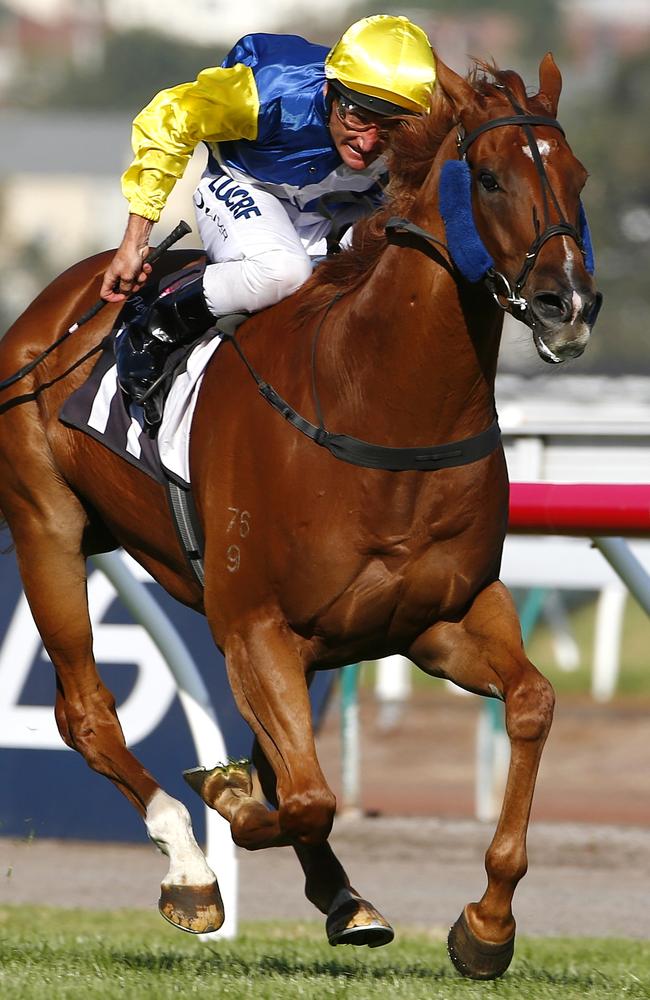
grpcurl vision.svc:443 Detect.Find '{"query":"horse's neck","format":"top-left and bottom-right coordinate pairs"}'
top-left (320, 231), bottom-right (502, 445)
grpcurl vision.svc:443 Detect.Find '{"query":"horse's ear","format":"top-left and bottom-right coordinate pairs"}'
top-left (435, 57), bottom-right (477, 119)
top-left (535, 52), bottom-right (562, 116)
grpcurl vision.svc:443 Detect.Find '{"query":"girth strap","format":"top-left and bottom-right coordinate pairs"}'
top-left (257, 382), bottom-right (500, 471)
top-left (217, 312), bottom-right (501, 473)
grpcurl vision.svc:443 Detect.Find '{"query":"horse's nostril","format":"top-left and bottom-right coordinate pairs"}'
top-left (532, 291), bottom-right (571, 323)
top-left (583, 291), bottom-right (603, 328)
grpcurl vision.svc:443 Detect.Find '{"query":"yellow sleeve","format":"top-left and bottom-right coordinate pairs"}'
top-left (121, 63), bottom-right (260, 222)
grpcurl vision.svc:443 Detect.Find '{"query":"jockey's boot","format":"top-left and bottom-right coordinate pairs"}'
top-left (116, 268), bottom-right (215, 426)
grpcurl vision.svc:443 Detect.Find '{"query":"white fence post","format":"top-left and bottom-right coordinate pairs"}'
top-left (340, 663), bottom-right (361, 816)
top-left (592, 583), bottom-right (627, 702)
top-left (375, 654), bottom-right (412, 730)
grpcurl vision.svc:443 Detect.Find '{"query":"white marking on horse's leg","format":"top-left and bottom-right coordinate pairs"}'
top-left (146, 789), bottom-right (216, 887)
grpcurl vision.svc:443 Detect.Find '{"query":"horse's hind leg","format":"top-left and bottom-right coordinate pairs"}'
top-left (187, 615), bottom-right (393, 946)
top-left (3, 484), bottom-right (223, 933)
top-left (409, 581), bottom-right (555, 980)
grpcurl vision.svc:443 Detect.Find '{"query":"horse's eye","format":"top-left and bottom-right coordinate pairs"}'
top-left (478, 171), bottom-right (500, 192)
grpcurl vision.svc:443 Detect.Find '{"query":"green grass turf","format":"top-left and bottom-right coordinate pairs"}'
top-left (0, 908), bottom-right (648, 999)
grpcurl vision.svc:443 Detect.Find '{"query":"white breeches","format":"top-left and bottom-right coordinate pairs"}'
top-left (194, 170), bottom-right (323, 317)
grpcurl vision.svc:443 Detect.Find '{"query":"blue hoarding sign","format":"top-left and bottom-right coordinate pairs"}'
top-left (0, 550), bottom-right (333, 843)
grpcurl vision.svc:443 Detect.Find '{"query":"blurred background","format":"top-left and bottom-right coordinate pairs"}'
top-left (0, 1), bottom-right (648, 839)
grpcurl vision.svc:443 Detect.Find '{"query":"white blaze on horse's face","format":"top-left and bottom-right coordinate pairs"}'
top-left (562, 244), bottom-right (587, 323)
top-left (533, 239), bottom-right (593, 363)
top-left (515, 139), bottom-right (597, 363)
top-left (533, 238), bottom-right (592, 364)
top-left (522, 139), bottom-right (552, 160)
top-left (570, 290), bottom-right (584, 323)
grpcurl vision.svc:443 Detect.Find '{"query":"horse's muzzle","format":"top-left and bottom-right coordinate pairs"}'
top-left (530, 286), bottom-right (601, 329)
top-left (530, 285), bottom-right (602, 364)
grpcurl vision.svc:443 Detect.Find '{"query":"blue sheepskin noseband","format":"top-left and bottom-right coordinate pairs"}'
top-left (439, 160), bottom-right (494, 283)
top-left (439, 159), bottom-right (595, 283)
top-left (578, 202), bottom-right (595, 275)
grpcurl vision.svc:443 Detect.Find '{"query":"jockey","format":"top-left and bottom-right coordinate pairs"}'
top-left (101, 14), bottom-right (436, 423)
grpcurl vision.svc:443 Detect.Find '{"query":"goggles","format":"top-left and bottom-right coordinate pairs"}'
top-left (333, 94), bottom-right (386, 130)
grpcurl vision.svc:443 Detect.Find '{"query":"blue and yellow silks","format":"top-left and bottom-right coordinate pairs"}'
top-left (122, 34), bottom-right (385, 224)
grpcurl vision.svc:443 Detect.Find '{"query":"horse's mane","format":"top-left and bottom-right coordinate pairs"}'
top-left (296, 60), bottom-right (539, 317)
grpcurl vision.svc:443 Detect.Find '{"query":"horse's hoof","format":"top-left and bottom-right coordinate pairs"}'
top-left (158, 881), bottom-right (225, 934)
top-left (326, 897), bottom-right (395, 948)
top-left (183, 760), bottom-right (252, 811)
top-left (447, 909), bottom-right (515, 980)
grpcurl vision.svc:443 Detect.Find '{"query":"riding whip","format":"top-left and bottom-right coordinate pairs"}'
top-left (0, 219), bottom-right (192, 392)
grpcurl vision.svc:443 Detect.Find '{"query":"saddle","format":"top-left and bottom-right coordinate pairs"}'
top-left (112, 265), bottom-right (210, 428)
top-left (60, 304), bottom-right (245, 588)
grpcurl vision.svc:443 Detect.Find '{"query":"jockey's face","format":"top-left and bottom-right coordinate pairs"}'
top-left (326, 85), bottom-right (388, 170)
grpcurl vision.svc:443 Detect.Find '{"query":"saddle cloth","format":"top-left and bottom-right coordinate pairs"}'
top-left (60, 331), bottom-right (223, 489)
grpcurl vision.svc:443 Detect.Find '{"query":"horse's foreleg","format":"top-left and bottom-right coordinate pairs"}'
top-left (251, 738), bottom-right (393, 946)
top-left (220, 618), bottom-right (338, 846)
top-left (9, 505), bottom-right (222, 933)
top-left (251, 737), bottom-right (350, 908)
top-left (190, 615), bottom-right (393, 946)
top-left (409, 581), bottom-right (555, 980)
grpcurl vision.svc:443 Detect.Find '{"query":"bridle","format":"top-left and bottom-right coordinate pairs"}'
top-left (457, 96), bottom-right (588, 317)
top-left (387, 92), bottom-right (596, 326)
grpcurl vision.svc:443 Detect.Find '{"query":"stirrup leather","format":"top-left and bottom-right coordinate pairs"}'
top-left (115, 265), bottom-right (214, 426)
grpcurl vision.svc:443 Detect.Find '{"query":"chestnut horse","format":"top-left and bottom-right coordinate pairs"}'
top-left (0, 55), bottom-right (600, 979)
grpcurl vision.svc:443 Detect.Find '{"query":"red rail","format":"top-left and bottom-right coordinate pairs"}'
top-left (509, 482), bottom-right (650, 537)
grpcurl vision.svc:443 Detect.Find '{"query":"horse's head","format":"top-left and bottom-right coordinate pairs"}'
top-left (433, 54), bottom-right (602, 364)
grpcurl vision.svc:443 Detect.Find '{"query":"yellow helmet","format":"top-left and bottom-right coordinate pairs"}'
top-left (325, 14), bottom-right (436, 115)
